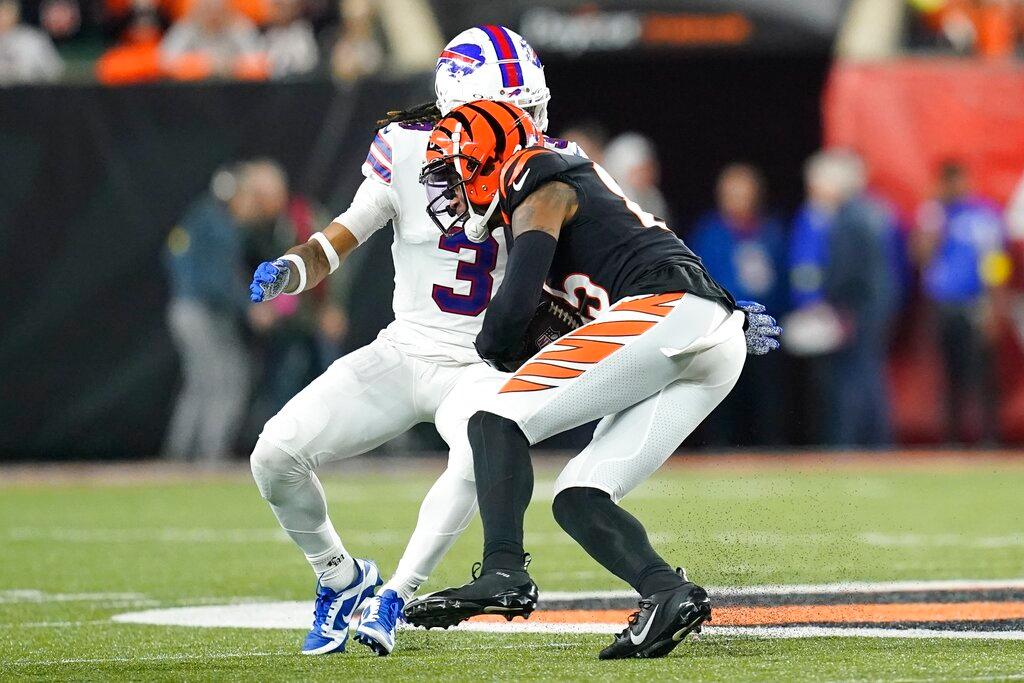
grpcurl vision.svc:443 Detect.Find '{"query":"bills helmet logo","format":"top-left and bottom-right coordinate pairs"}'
top-left (519, 39), bottom-right (542, 68)
top-left (436, 43), bottom-right (486, 78)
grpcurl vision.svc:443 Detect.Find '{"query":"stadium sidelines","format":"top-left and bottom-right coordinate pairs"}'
top-left (109, 579), bottom-right (1024, 640)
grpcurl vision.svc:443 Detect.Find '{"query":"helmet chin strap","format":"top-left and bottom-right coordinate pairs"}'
top-left (464, 192), bottom-right (500, 244)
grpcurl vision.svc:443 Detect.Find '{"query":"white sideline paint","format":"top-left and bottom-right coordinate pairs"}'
top-left (545, 577), bottom-right (1024, 602)
top-left (110, 577), bottom-right (1024, 640)
top-left (111, 602), bottom-right (1024, 640)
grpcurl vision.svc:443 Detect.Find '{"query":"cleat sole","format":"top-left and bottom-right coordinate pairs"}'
top-left (404, 596), bottom-right (536, 630)
top-left (352, 632), bottom-right (391, 657)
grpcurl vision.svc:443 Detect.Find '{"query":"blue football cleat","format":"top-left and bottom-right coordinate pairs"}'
top-left (301, 558), bottom-right (381, 655)
top-left (353, 589), bottom-right (405, 656)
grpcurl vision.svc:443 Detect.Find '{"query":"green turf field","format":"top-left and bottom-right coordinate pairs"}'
top-left (2, 456), bottom-right (1024, 681)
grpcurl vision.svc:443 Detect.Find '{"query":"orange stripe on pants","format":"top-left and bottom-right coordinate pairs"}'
top-left (535, 338), bottom-right (623, 364)
top-left (499, 377), bottom-right (554, 394)
top-left (514, 362), bottom-right (586, 379)
top-left (613, 292), bottom-right (684, 317)
top-left (570, 320), bottom-right (656, 338)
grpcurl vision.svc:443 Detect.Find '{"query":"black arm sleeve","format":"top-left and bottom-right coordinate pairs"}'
top-left (475, 230), bottom-right (558, 365)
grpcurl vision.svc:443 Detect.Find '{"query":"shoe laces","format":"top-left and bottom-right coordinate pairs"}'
top-left (312, 591), bottom-right (334, 627)
top-left (617, 598), bottom-right (653, 638)
top-left (471, 562), bottom-right (482, 580)
top-left (363, 597), bottom-right (382, 623)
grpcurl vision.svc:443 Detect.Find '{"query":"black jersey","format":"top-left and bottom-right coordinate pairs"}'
top-left (498, 147), bottom-right (735, 319)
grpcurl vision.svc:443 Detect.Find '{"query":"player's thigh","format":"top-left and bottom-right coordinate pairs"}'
top-left (488, 293), bottom-right (742, 444)
top-left (554, 331), bottom-right (746, 501)
top-left (259, 339), bottom-right (420, 469)
top-left (435, 362), bottom-right (509, 481)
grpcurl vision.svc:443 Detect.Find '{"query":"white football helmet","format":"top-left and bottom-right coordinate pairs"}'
top-left (434, 25), bottom-right (551, 131)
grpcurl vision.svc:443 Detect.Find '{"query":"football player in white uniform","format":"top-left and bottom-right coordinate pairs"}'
top-left (246, 25), bottom-right (584, 656)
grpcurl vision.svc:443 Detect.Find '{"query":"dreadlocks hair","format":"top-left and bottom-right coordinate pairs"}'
top-left (376, 101), bottom-right (442, 129)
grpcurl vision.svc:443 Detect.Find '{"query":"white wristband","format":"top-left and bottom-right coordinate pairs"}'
top-left (310, 232), bottom-right (341, 274)
top-left (280, 254), bottom-right (307, 295)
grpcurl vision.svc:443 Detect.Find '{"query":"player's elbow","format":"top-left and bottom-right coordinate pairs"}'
top-left (474, 324), bottom-right (518, 364)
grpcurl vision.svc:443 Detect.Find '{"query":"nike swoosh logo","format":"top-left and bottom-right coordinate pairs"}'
top-left (629, 605), bottom-right (658, 645)
top-left (512, 168), bottom-right (531, 191)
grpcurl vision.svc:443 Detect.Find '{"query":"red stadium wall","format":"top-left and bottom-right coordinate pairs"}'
top-left (823, 58), bottom-right (1024, 443)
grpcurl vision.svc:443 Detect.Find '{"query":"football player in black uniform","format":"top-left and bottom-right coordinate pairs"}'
top-left (406, 100), bottom-right (780, 659)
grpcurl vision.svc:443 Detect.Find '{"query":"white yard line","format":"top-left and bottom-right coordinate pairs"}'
top-left (4, 651), bottom-right (291, 667)
top-left (708, 626), bottom-right (1024, 640)
top-left (859, 532), bottom-right (1024, 549)
top-left (5, 528), bottom-right (292, 544)
top-left (0, 590), bottom-right (150, 604)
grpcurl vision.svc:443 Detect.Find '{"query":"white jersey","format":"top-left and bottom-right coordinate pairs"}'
top-left (336, 121), bottom-right (586, 365)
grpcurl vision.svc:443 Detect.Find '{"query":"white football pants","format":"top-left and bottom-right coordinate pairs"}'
top-left (250, 334), bottom-right (505, 595)
top-left (486, 292), bottom-right (747, 502)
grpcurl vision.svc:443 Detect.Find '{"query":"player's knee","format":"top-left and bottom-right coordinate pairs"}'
top-left (552, 486), bottom-right (609, 533)
top-left (249, 438), bottom-right (308, 504)
top-left (467, 411), bottom-right (526, 454)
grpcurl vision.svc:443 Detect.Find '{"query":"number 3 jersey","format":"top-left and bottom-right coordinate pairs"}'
top-left (497, 147), bottom-right (736, 319)
top-left (335, 122), bottom-right (586, 365)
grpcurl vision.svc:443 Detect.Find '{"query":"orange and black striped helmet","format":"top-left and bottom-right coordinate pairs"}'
top-left (420, 99), bottom-right (540, 236)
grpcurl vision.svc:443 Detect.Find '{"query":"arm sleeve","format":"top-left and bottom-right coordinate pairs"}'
top-left (475, 230), bottom-right (558, 364)
top-left (334, 176), bottom-right (397, 244)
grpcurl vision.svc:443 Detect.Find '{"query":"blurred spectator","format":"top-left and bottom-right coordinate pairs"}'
top-left (603, 131), bottom-right (671, 224)
top-left (39, 0), bottom-right (82, 43)
top-left (97, 0), bottom-right (168, 84)
top-left (0, 0), bottom-right (64, 85)
top-left (913, 160), bottom-right (1009, 443)
top-left (160, 0), bottom-right (266, 80)
top-left (559, 120), bottom-right (609, 165)
top-left (264, 0), bottom-right (318, 78)
top-left (786, 150), bottom-right (897, 447)
top-left (161, 162), bottom-right (276, 461)
top-left (327, 0), bottom-right (382, 82)
top-left (690, 163), bottom-right (788, 445)
top-left (239, 160), bottom-right (334, 436)
top-left (908, 0), bottom-right (1022, 58)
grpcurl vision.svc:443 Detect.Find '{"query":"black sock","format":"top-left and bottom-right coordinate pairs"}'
top-left (468, 411), bottom-right (533, 571)
top-left (553, 487), bottom-right (685, 597)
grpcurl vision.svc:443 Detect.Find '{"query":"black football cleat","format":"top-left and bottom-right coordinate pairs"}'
top-left (403, 561), bottom-right (539, 630)
top-left (599, 569), bottom-right (711, 660)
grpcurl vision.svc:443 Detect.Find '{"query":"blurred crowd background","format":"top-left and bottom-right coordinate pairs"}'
top-left (4, 0), bottom-right (1024, 461)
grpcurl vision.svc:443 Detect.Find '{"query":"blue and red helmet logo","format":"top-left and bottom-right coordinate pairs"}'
top-left (519, 39), bottom-right (542, 69)
top-left (436, 43), bottom-right (486, 78)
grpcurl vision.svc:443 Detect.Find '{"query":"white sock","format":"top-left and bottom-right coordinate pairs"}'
top-left (381, 570), bottom-right (426, 604)
top-left (307, 541), bottom-right (356, 590)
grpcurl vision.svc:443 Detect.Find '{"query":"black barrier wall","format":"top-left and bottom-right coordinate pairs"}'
top-left (0, 52), bottom-right (827, 460)
top-left (0, 77), bottom-right (430, 459)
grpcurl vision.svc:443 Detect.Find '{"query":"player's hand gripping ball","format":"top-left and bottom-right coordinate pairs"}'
top-left (485, 291), bottom-right (587, 373)
top-left (249, 259), bottom-right (291, 303)
top-left (737, 300), bottom-right (782, 356)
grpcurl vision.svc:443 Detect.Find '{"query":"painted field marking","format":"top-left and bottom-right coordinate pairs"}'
top-left (0, 590), bottom-right (150, 604)
top-left (4, 651), bottom-right (291, 667)
top-left (109, 578), bottom-right (1024, 640)
top-left (545, 577), bottom-right (1024, 602)
top-left (860, 532), bottom-right (1024, 548)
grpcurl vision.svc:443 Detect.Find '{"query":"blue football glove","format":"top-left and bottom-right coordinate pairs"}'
top-left (737, 300), bottom-right (782, 356)
top-left (249, 259), bottom-right (291, 303)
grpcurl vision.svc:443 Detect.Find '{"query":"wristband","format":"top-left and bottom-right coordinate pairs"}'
top-left (310, 232), bottom-right (341, 273)
top-left (280, 254), bottom-right (307, 295)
